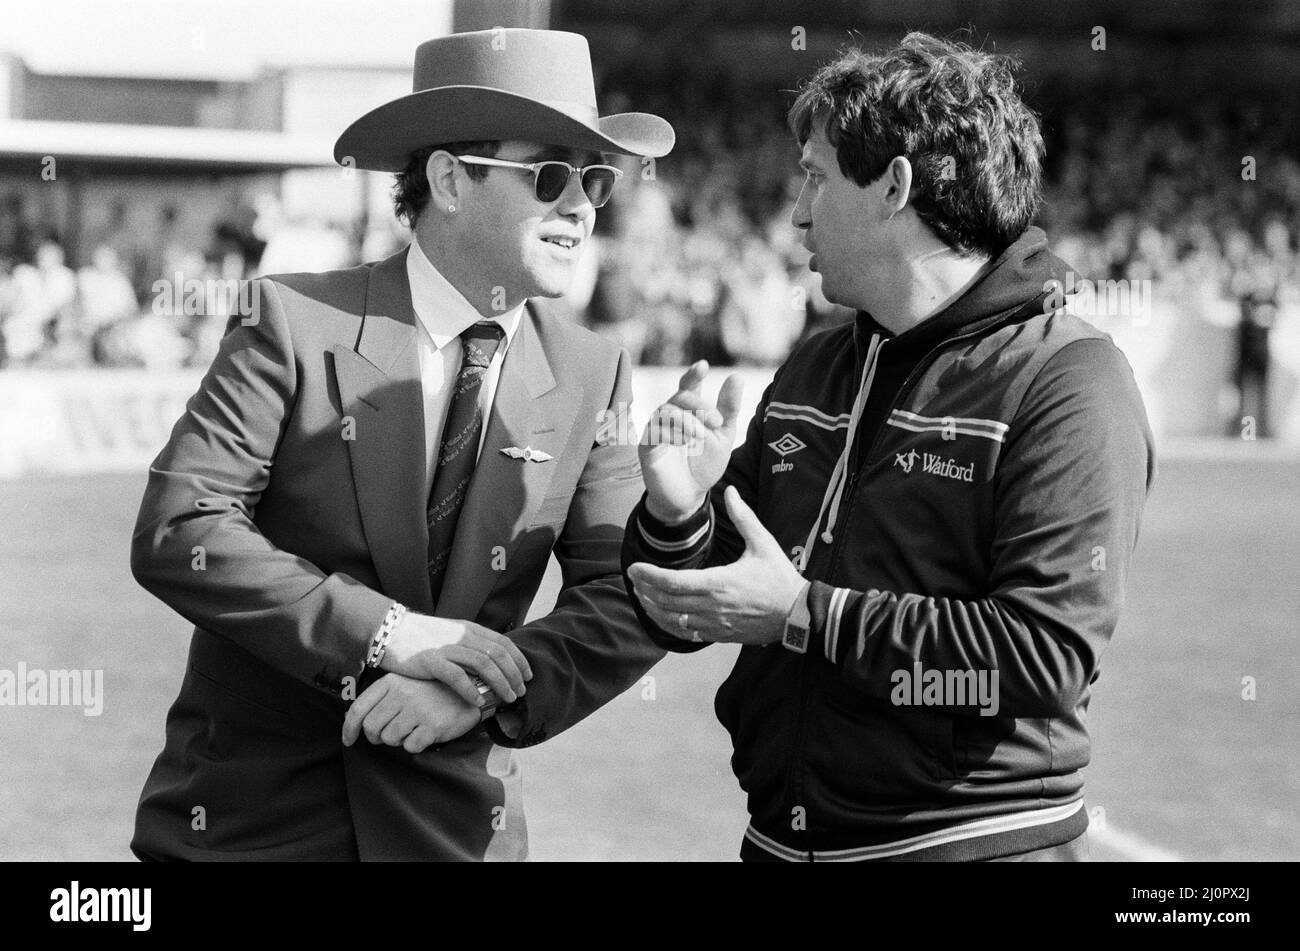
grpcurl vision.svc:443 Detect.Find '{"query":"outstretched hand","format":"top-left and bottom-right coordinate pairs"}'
top-left (639, 361), bottom-right (744, 525)
top-left (628, 486), bottom-right (805, 645)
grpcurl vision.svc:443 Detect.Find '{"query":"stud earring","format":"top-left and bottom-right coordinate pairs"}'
top-left (447, 204), bottom-right (456, 213)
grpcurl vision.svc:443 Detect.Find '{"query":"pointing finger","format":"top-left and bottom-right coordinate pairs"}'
top-left (716, 374), bottom-right (745, 432)
top-left (676, 360), bottom-right (709, 394)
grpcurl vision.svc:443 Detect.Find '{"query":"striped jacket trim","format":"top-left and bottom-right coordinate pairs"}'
top-left (744, 799), bottom-right (1085, 862)
top-left (886, 409), bottom-right (1009, 443)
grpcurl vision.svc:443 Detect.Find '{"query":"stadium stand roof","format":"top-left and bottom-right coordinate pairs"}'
top-left (0, 118), bottom-right (336, 173)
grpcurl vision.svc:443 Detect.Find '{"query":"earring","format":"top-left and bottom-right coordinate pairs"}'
top-left (447, 204), bottom-right (456, 213)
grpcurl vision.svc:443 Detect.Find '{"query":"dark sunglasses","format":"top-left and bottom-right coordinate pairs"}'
top-left (454, 154), bottom-right (623, 208)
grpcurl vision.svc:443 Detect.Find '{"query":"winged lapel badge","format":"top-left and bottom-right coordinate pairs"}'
top-left (500, 446), bottom-right (553, 463)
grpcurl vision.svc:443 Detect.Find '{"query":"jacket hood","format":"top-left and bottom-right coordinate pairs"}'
top-left (943, 226), bottom-right (1074, 326)
top-left (857, 226), bottom-right (1076, 351)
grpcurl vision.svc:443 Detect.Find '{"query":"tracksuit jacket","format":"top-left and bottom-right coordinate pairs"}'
top-left (622, 227), bottom-right (1155, 861)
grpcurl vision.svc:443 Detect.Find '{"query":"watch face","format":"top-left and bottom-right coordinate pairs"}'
top-left (784, 624), bottom-right (809, 653)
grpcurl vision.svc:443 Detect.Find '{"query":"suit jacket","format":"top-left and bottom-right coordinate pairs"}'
top-left (130, 246), bottom-right (663, 860)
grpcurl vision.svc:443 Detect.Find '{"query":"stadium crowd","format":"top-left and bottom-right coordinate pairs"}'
top-left (2, 85), bottom-right (1296, 386)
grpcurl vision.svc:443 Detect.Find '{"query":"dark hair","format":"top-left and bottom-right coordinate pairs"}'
top-left (788, 32), bottom-right (1043, 255)
top-left (392, 140), bottom-right (500, 227)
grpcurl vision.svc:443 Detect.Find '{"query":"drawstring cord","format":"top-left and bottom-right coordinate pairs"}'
top-left (797, 332), bottom-right (884, 573)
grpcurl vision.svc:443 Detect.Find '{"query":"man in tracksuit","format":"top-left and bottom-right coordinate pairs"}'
top-left (622, 33), bottom-right (1155, 861)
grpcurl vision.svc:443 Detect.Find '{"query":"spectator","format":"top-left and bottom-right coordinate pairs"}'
top-left (1, 240), bottom-right (76, 367)
top-left (0, 193), bottom-right (35, 265)
top-left (76, 246), bottom-right (139, 362)
top-left (2, 80), bottom-right (1298, 378)
top-left (137, 204), bottom-right (189, 302)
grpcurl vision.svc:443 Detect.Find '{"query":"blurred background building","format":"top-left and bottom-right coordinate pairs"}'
top-left (2, 0), bottom-right (1299, 478)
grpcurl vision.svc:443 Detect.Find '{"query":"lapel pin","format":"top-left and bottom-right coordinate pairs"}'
top-left (501, 446), bottom-right (553, 463)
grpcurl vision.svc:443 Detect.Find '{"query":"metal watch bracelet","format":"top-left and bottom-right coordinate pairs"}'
top-left (365, 602), bottom-right (407, 669)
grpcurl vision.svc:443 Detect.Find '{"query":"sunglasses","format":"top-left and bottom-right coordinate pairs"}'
top-left (454, 154), bottom-right (623, 208)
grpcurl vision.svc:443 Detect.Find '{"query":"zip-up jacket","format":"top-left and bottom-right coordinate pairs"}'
top-left (622, 227), bottom-right (1155, 861)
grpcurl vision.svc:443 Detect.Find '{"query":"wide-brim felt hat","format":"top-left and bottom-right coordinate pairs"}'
top-left (334, 28), bottom-right (675, 171)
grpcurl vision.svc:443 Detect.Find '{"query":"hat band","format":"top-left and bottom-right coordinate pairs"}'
top-left (409, 87), bottom-right (601, 128)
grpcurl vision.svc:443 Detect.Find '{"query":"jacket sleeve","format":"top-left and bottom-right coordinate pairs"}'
top-left (619, 374), bottom-right (777, 653)
top-left (804, 339), bottom-right (1155, 718)
top-left (130, 277), bottom-right (390, 694)
top-left (484, 349), bottom-right (666, 748)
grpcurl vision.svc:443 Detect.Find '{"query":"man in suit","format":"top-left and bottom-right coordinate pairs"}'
top-left (130, 28), bottom-right (673, 861)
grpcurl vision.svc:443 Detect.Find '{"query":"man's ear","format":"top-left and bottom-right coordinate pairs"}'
top-left (882, 155), bottom-right (913, 219)
top-left (426, 150), bottom-right (461, 213)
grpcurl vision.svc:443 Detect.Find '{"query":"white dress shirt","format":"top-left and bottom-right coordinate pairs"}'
top-left (406, 237), bottom-right (524, 498)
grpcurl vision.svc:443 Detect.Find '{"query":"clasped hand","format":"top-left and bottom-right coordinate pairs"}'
top-left (342, 673), bottom-right (480, 753)
top-left (343, 615), bottom-right (532, 753)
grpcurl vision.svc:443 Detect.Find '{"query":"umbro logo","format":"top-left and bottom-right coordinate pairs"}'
top-left (769, 433), bottom-right (806, 457)
top-left (769, 433), bottom-right (806, 474)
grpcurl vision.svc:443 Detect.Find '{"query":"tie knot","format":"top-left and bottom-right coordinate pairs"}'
top-left (461, 321), bottom-right (505, 369)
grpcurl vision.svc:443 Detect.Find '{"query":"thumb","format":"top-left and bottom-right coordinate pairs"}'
top-left (724, 486), bottom-right (777, 555)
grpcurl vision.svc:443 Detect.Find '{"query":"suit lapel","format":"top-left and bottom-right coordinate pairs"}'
top-left (436, 303), bottom-right (577, 622)
top-left (332, 246), bottom-right (435, 613)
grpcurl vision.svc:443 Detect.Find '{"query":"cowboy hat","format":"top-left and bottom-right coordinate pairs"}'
top-left (334, 28), bottom-right (674, 171)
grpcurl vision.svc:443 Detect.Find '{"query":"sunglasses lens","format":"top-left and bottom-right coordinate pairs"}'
top-left (581, 169), bottom-right (617, 207)
top-left (531, 163), bottom-right (618, 207)
top-left (534, 163), bottom-right (572, 203)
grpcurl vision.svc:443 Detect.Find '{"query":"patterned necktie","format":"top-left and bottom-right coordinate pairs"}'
top-left (426, 321), bottom-right (506, 607)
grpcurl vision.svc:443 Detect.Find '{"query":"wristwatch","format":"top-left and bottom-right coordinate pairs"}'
top-left (782, 582), bottom-right (812, 654)
top-left (471, 676), bottom-right (498, 722)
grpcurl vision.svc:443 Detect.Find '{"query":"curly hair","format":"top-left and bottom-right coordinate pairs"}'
top-left (788, 32), bottom-right (1043, 256)
top-left (392, 140), bottom-right (500, 227)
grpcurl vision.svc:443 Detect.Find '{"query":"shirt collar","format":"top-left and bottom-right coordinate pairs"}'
top-left (406, 236), bottom-right (524, 353)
